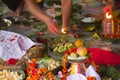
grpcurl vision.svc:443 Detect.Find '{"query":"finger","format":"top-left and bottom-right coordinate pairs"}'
top-left (51, 23), bottom-right (59, 35)
top-left (52, 21), bottom-right (59, 32)
top-left (48, 27), bottom-right (57, 35)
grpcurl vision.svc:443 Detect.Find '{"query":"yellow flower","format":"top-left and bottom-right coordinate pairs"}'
top-left (36, 0), bottom-right (42, 3)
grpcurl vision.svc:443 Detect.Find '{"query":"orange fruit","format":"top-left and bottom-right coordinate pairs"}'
top-left (74, 39), bottom-right (84, 47)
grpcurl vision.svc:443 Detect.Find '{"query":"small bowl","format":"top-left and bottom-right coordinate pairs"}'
top-left (3, 19), bottom-right (12, 27)
top-left (68, 56), bottom-right (88, 63)
top-left (81, 17), bottom-right (96, 23)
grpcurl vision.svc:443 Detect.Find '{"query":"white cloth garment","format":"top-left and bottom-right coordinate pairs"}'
top-left (86, 65), bottom-right (101, 80)
top-left (67, 65), bottom-right (101, 80)
top-left (67, 73), bottom-right (87, 80)
top-left (0, 30), bottom-right (35, 61)
top-left (0, 46), bottom-right (2, 58)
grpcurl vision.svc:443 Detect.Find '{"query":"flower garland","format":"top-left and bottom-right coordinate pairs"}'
top-left (26, 59), bottom-right (42, 80)
top-left (61, 54), bottom-right (68, 80)
top-left (26, 58), bottom-right (55, 80)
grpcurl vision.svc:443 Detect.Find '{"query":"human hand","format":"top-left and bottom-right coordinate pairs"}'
top-left (61, 26), bottom-right (79, 38)
top-left (46, 19), bottom-right (59, 35)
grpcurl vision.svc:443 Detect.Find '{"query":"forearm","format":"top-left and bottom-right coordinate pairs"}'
top-left (15, 0), bottom-right (24, 16)
top-left (24, 0), bottom-right (51, 24)
top-left (61, 0), bottom-right (72, 27)
top-left (18, 0), bottom-right (24, 11)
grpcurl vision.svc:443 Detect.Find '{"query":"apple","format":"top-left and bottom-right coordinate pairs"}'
top-left (76, 47), bottom-right (88, 57)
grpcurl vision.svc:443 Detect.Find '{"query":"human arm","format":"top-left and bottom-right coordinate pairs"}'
top-left (15, 0), bottom-right (25, 16)
top-left (24, 0), bottom-right (59, 35)
top-left (61, 0), bottom-right (79, 37)
top-left (61, 0), bottom-right (72, 29)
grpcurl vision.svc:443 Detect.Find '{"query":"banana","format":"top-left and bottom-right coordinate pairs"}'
top-left (83, 25), bottom-right (95, 32)
top-left (93, 33), bottom-right (101, 39)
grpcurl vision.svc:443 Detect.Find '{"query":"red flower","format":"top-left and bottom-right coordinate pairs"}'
top-left (69, 48), bottom-right (74, 53)
top-left (103, 4), bottom-right (112, 14)
top-left (65, 48), bottom-right (77, 55)
top-left (73, 48), bottom-right (77, 53)
top-left (5, 58), bottom-right (18, 65)
top-left (65, 51), bottom-right (70, 55)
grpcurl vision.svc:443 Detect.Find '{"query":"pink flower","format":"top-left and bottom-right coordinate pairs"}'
top-left (36, 32), bottom-right (43, 35)
top-left (32, 68), bottom-right (38, 75)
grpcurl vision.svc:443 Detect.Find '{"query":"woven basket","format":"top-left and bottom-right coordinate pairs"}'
top-left (0, 67), bottom-right (25, 80)
top-left (0, 44), bottom-right (46, 70)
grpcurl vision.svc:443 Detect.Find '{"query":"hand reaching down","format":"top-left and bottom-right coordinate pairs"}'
top-left (46, 20), bottom-right (59, 35)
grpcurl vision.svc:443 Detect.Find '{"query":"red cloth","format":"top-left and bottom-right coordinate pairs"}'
top-left (87, 48), bottom-right (120, 65)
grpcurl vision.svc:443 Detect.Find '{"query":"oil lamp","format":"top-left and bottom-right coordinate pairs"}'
top-left (61, 27), bottom-right (69, 34)
top-left (102, 5), bottom-right (114, 38)
top-left (106, 12), bottom-right (112, 19)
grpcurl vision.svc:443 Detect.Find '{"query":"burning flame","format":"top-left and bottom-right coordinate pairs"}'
top-left (106, 12), bottom-right (112, 19)
top-left (61, 28), bottom-right (67, 34)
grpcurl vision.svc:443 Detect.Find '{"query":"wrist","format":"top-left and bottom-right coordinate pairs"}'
top-left (44, 16), bottom-right (54, 24)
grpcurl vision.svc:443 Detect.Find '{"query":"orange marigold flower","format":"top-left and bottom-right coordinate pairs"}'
top-left (26, 76), bottom-right (32, 80)
top-left (42, 67), bottom-right (48, 73)
top-left (32, 75), bottom-right (39, 80)
top-left (37, 68), bottom-right (43, 75)
top-left (31, 58), bottom-right (37, 63)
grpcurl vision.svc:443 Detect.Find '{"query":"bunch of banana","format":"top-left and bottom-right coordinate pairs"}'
top-left (92, 33), bottom-right (101, 39)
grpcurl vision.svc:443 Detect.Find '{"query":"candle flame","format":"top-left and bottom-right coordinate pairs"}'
top-left (106, 12), bottom-right (112, 19)
top-left (61, 28), bottom-right (67, 34)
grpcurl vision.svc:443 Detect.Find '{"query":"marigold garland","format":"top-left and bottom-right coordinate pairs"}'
top-left (61, 54), bottom-right (68, 80)
top-left (26, 58), bottom-right (55, 80)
